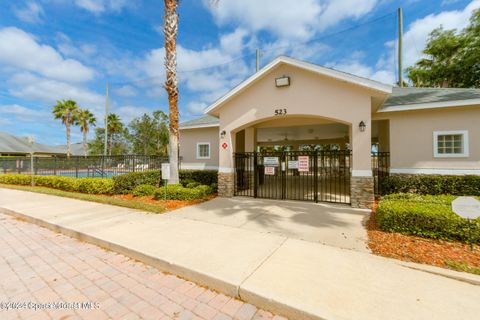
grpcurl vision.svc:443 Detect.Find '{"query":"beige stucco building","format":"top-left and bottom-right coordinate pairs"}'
top-left (179, 56), bottom-right (480, 208)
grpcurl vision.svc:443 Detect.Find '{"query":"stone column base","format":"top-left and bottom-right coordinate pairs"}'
top-left (218, 172), bottom-right (235, 197)
top-left (350, 176), bottom-right (374, 209)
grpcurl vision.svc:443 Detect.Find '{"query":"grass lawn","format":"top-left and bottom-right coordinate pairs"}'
top-left (0, 184), bottom-right (184, 214)
top-left (368, 201), bottom-right (480, 276)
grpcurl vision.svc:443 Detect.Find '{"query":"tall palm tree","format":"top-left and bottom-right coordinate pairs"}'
top-left (76, 109), bottom-right (96, 157)
top-left (107, 113), bottom-right (123, 156)
top-left (164, 0), bottom-right (180, 184)
top-left (52, 99), bottom-right (80, 158)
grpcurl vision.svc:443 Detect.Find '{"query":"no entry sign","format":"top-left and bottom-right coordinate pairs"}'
top-left (264, 166), bottom-right (275, 175)
top-left (298, 156), bottom-right (309, 172)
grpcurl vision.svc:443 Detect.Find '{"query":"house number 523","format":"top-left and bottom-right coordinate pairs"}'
top-left (274, 108), bottom-right (287, 115)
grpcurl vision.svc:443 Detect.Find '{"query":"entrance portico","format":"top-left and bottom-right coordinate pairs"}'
top-left (204, 56), bottom-right (392, 208)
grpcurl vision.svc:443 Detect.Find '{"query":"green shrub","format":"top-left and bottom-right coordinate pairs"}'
top-left (112, 171), bottom-right (161, 194)
top-left (180, 170), bottom-right (217, 186)
top-left (153, 184), bottom-right (210, 201)
top-left (75, 178), bottom-right (114, 194)
top-left (0, 174), bottom-right (113, 194)
top-left (0, 173), bottom-right (31, 185)
top-left (132, 184), bottom-right (157, 197)
top-left (376, 194), bottom-right (480, 243)
top-left (113, 170), bottom-right (217, 194)
top-left (381, 175), bottom-right (480, 196)
top-left (186, 181), bottom-right (200, 188)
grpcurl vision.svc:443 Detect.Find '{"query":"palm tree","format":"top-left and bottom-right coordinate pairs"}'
top-left (76, 109), bottom-right (96, 157)
top-left (164, 0), bottom-right (180, 184)
top-left (52, 99), bottom-right (80, 158)
top-left (107, 113), bottom-right (123, 156)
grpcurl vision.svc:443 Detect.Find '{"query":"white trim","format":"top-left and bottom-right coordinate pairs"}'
top-left (433, 130), bottom-right (469, 158)
top-left (219, 167), bottom-right (234, 173)
top-left (205, 56), bottom-right (392, 115)
top-left (179, 164), bottom-right (218, 170)
top-left (180, 123), bottom-right (219, 130)
top-left (390, 168), bottom-right (480, 175)
top-left (196, 142), bottom-right (211, 159)
top-left (351, 170), bottom-right (373, 177)
top-left (378, 99), bottom-right (480, 113)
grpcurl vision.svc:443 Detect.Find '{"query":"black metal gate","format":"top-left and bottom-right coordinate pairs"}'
top-left (372, 152), bottom-right (390, 196)
top-left (234, 151), bottom-right (352, 204)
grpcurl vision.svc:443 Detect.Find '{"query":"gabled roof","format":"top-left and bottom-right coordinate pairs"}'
top-left (204, 56), bottom-right (392, 116)
top-left (379, 87), bottom-right (480, 112)
top-left (179, 115), bottom-right (219, 129)
top-left (0, 132), bottom-right (66, 155)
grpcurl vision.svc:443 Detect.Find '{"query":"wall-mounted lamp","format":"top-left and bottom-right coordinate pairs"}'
top-left (275, 76), bottom-right (290, 87)
top-left (220, 130), bottom-right (226, 139)
top-left (359, 121), bottom-right (366, 132)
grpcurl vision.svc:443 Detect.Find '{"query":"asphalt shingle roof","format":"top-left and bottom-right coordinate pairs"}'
top-left (179, 115), bottom-right (219, 128)
top-left (382, 87), bottom-right (480, 107)
top-left (0, 132), bottom-right (66, 155)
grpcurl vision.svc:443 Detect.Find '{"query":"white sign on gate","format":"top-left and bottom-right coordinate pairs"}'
top-left (298, 156), bottom-right (309, 172)
top-left (161, 163), bottom-right (171, 180)
top-left (288, 160), bottom-right (298, 169)
top-left (264, 166), bottom-right (275, 175)
top-left (263, 157), bottom-right (279, 166)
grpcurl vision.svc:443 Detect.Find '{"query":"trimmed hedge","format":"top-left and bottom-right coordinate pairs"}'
top-left (153, 184), bottom-right (211, 201)
top-left (132, 184), bottom-right (157, 197)
top-left (113, 170), bottom-right (218, 194)
top-left (381, 175), bottom-right (480, 196)
top-left (0, 174), bottom-right (114, 194)
top-left (376, 193), bottom-right (480, 243)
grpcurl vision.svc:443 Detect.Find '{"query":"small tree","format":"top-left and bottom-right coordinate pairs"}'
top-left (107, 113), bottom-right (124, 156)
top-left (76, 109), bottom-right (96, 157)
top-left (52, 99), bottom-right (80, 157)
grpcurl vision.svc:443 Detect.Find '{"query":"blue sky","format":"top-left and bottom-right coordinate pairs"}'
top-left (0, 0), bottom-right (478, 145)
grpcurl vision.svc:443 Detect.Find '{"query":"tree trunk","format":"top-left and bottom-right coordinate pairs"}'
top-left (164, 0), bottom-right (180, 184)
top-left (83, 131), bottom-right (88, 158)
top-left (109, 134), bottom-right (113, 156)
top-left (66, 123), bottom-right (71, 158)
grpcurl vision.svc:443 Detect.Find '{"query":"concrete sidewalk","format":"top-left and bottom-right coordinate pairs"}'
top-left (1, 188), bottom-right (480, 320)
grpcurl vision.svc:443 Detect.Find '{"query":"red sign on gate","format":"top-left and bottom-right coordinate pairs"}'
top-left (298, 156), bottom-right (309, 172)
top-left (222, 142), bottom-right (228, 149)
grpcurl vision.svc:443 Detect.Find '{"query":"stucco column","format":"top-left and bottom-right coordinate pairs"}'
top-left (218, 127), bottom-right (235, 197)
top-left (244, 127), bottom-right (256, 152)
top-left (350, 119), bottom-right (374, 209)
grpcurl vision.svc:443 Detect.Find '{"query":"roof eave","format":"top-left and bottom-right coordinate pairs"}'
top-left (179, 123), bottom-right (220, 130)
top-left (378, 99), bottom-right (480, 113)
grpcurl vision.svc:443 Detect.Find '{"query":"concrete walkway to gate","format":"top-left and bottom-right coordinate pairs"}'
top-left (164, 197), bottom-right (369, 252)
top-left (1, 188), bottom-right (480, 320)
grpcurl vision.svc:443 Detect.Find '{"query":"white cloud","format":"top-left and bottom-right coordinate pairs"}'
top-left (402, 0), bottom-right (480, 68)
top-left (186, 101), bottom-right (208, 115)
top-left (0, 27), bottom-right (95, 83)
top-left (113, 85), bottom-right (137, 97)
top-left (142, 28), bottom-right (251, 105)
top-left (14, 1), bottom-right (44, 23)
top-left (74, 0), bottom-right (131, 14)
top-left (327, 58), bottom-right (396, 84)
top-left (8, 73), bottom-right (104, 114)
top-left (205, 0), bottom-right (378, 41)
top-left (56, 33), bottom-right (97, 61)
top-left (0, 104), bottom-right (49, 122)
top-left (115, 105), bottom-right (153, 123)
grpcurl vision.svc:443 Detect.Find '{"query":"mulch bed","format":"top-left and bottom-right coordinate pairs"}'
top-left (367, 202), bottom-right (480, 270)
top-left (108, 194), bottom-right (217, 211)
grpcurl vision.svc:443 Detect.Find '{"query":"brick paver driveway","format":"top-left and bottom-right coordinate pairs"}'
top-left (0, 214), bottom-right (286, 320)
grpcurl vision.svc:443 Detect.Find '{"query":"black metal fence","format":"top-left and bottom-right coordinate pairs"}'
top-left (234, 151), bottom-right (352, 204)
top-left (372, 152), bottom-right (390, 196)
top-left (0, 155), bottom-right (169, 178)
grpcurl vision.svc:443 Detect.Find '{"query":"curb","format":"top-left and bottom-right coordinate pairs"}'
top-left (0, 207), bottom-right (318, 320)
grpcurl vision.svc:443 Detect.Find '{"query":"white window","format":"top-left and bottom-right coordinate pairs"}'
top-left (196, 142), bottom-right (210, 159)
top-left (433, 130), bottom-right (469, 158)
